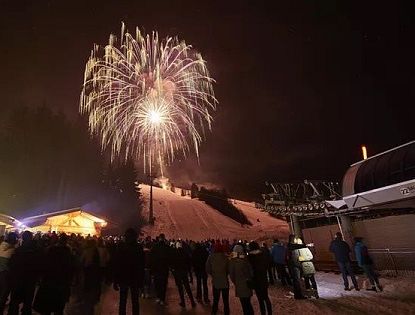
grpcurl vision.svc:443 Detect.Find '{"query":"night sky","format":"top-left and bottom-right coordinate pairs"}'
top-left (1, 1), bottom-right (414, 199)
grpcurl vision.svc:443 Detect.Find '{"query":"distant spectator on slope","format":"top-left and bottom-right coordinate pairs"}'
top-left (354, 237), bottom-right (383, 292)
top-left (206, 241), bottom-right (230, 315)
top-left (329, 232), bottom-right (359, 291)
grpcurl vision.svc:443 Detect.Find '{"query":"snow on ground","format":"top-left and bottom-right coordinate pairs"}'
top-left (140, 185), bottom-right (289, 241)
top-left (99, 272), bottom-right (415, 315)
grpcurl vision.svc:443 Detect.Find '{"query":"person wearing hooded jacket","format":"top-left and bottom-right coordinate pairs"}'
top-left (206, 241), bottom-right (230, 315)
top-left (171, 241), bottom-right (196, 308)
top-left (0, 232), bottom-right (18, 314)
top-left (248, 241), bottom-right (272, 315)
top-left (354, 237), bottom-right (382, 292)
top-left (229, 244), bottom-right (254, 315)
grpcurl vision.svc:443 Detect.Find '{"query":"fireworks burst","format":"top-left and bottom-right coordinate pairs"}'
top-left (80, 24), bottom-right (217, 172)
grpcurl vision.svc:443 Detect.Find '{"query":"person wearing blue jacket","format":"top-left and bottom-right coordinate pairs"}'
top-left (329, 232), bottom-right (359, 291)
top-left (354, 237), bottom-right (382, 292)
top-left (270, 239), bottom-right (291, 286)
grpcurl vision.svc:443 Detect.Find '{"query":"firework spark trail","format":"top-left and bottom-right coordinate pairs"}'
top-left (80, 24), bottom-right (217, 173)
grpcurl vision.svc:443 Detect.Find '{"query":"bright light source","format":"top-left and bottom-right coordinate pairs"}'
top-left (148, 110), bottom-right (162, 124)
top-left (361, 145), bottom-right (368, 160)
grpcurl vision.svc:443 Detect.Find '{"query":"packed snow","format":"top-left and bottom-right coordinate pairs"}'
top-left (98, 272), bottom-right (415, 314)
top-left (140, 185), bottom-right (289, 241)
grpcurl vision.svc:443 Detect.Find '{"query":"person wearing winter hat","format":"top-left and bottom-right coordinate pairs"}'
top-left (0, 232), bottom-right (18, 314)
top-left (229, 245), bottom-right (254, 315)
top-left (206, 240), bottom-right (230, 315)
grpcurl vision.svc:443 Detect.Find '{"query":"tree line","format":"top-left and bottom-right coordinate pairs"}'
top-left (0, 106), bottom-right (143, 231)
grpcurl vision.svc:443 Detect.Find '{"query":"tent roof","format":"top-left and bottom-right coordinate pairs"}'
top-left (21, 208), bottom-right (106, 225)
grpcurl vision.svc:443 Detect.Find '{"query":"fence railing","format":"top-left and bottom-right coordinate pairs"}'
top-left (368, 248), bottom-right (415, 276)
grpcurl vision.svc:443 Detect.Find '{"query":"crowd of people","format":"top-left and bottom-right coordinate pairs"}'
top-left (0, 228), bottom-right (381, 315)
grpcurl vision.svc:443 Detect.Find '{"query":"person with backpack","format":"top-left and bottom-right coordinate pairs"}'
top-left (354, 237), bottom-right (383, 292)
top-left (291, 238), bottom-right (319, 299)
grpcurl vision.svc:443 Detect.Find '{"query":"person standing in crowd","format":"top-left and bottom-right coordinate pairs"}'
top-left (0, 232), bottom-right (18, 314)
top-left (354, 237), bottom-right (383, 292)
top-left (113, 228), bottom-right (145, 315)
top-left (291, 238), bottom-right (319, 299)
top-left (261, 243), bottom-right (275, 285)
top-left (81, 238), bottom-right (102, 315)
top-left (206, 241), bottom-right (230, 315)
top-left (150, 233), bottom-right (170, 306)
top-left (287, 234), bottom-right (306, 299)
top-left (271, 239), bottom-right (291, 286)
top-left (171, 241), bottom-right (196, 308)
top-left (8, 231), bottom-right (42, 315)
top-left (229, 245), bottom-right (254, 315)
top-left (97, 238), bottom-right (110, 283)
top-left (329, 232), bottom-right (360, 291)
top-left (192, 242), bottom-right (210, 303)
top-left (248, 241), bottom-right (272, 315)
top-left (33, 233), bottom-right (75, 315)
top-left (142, 241), bottom-right (153, 298)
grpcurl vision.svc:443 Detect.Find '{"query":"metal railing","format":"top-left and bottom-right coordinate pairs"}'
top-left (368, 248), bottom-right (415, 276)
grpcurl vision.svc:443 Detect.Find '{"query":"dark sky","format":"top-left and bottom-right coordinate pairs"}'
top-left (1, 0), bottom-right (414, 199)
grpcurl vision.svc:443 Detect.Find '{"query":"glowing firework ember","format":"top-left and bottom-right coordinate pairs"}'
top-left (80, 24), bottom-right (217, 172)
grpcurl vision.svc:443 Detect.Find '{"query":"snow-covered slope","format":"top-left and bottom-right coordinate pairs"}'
top-left (140, 185), bottom-right (289, 241)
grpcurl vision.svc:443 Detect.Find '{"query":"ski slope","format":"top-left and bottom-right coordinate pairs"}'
top-left (140, 185), bottom-right (289, 241)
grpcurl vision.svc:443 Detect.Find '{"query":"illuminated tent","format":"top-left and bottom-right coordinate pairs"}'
top-left (0, 214), bottom-right (25, 235)
top-left (21, 208), bottom-right (107, 236)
